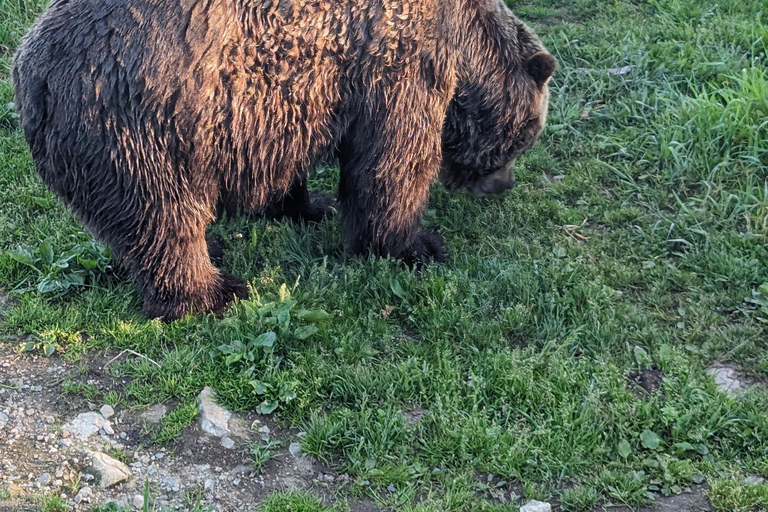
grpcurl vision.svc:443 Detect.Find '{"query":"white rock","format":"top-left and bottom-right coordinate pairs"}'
top-left (289, 442), bottom-right (302, 457)
top-left (100, 405), bottom-right (115, 419)
top-left (133, 495), bottom-right (145, 509)
top-left (140, 404), bottom-right (167, 423)
top-left (221, 436), bottom-right (235, 449)
top-left (90, 451), bottom-right (132, 488)
top-left (707, 366), bottom-right (746, 394)
top-left (62, 412), bottom-right (112, 440)
top-left (746, 475), bottom-right (766, 486)
top-left (198, 387), bottom-right (231, 437)
top-left (74, 486), bottom-right (93, 503)
top-left (520, 500), bottom-right (551, 512)
top-left (0, 411), bottom-right (8, 429)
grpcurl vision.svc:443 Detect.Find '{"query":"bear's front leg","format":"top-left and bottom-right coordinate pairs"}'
top-left (338, 90), bottom-right (447, 267)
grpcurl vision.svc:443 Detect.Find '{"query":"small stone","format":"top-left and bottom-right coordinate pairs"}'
top-left (140, 404), bottom-right (167, 423)
top-left (120, 432), bottom-right (128, 439)
top-left (0, 412), bottom-right (8, 429)
top-left (8, 378), bottom-right (23, 389)
top-left (62, 412), bottom-right (112, 440)
top-left (707, 365), bottom-right (746, 394)
top-left (163, 476), bottom-right (180, 492)
top-left (133, 495), bottom-right (145, 509)
top-left (204, 479), bottom-right (215, 491)
top-left (387, 484), bottom-right (396, 493)
top-left (198, 387), bottom-right (231, 438)
top-left (100, 405), bottom-right (115, 419)
top-left (37, 473), bottom-right (51, 486)
top-left (33, 385), bottom-right (42, 392)
top-left (746, 475), bottom-right (766, 486)
top-left (520, 500), bottom-right (551, 512)
top-left (90, 451), bottom-right (132, 488)
top-left (74, 486), bottom-right (93, 504)
top-left (221, 436), bottom-right (235, 449)
top-left (258, 425), bottom-right (270, 434)
top-left (288, 442), bottom-right (302, 457)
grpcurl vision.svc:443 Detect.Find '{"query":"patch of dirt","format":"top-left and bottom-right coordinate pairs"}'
top-left (0, 342), bottom-right (377, 511)
top-left (601, 486), bottom-right (711, 512)
top-left (629, 369), bottom-right (665, 401)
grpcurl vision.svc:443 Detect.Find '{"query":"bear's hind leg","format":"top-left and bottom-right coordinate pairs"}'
top-left (123, 207), bottom-right (249, 321)
top-left (265, 178), bottom-right (337, 224)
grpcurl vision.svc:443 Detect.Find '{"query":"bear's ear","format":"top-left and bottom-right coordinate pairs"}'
top-left (526, 51), bottom-right (557, 86)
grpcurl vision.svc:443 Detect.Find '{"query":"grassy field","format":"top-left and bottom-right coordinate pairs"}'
top-left (2, 0), bottom-right (768, 510)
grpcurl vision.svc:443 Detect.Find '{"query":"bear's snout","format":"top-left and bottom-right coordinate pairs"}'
top-left (468, 163), bottom-right (516, 197)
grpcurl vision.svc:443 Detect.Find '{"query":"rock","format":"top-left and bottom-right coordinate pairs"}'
top-left (37, 473), bottom-right (51, 486)
top-left (387, 484), bottom-right (396, 493)
top-left (707, 366), bottom-right (746, 394)
top-left (62, 412), bottom-right (112, 440)
top-left (133, 495), bottom-right (145, 509)
top-left (163, 476), bottom-right (180, 492)
top-left (746, 475), bottom-right (766, 486)
top-left (258, 425), bottom-right (271, 434)
top-left (8, 377), bottom-right (23, 389)
top-left (198, 387), bottom-right (231, 437)
top-left (204, 478), bottom-right (215, 491)
top-left (100, 405), bottom-right (115, 419)
top-left (221, 436), bottom-right (235, 449)
top-left (289, 442), bottom-right (302, 457)
top-left (280, 476), bottom-right (306, 490)
top-left (0, 411), bottom-right (8, 429)
top-left (140, 404), bottom-right (167, 423)
top-left (90, 451), bottom-right (132, 488)
top-left (520, 500), bottom-right (551, 512)
top-left (74, 486), bottom-right (93, 504)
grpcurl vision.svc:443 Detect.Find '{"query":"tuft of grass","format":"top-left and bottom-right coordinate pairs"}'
top-left (61, 376), bottom-right (99, 400)
top-left (260, 491), bottom-right (344, 512)
top-left (560, 485), bottom-right (601, 512)
top-left (38, 494), bottom-right (69, 512)
top-left (150, 403), bottom-right (198, 443)
top-left (709, 478), bottom-right (768, 512)
top-left (249, 433), bottom-right (283, 471)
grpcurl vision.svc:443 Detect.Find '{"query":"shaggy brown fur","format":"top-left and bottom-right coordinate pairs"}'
top-left (13, 0), bottom-right (555, 321)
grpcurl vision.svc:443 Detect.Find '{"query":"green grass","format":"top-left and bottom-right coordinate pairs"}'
top-left (261, 491), bottom-right (344, 512)
top-left (2, 0), bottom-right (768, 510)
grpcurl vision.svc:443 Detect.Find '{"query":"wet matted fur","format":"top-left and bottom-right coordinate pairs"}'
top-left (13, 0), bottom-right (555, 320)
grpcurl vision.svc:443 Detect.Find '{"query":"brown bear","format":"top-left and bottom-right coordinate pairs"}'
top-left (13, 0), bottom-right (555, 321)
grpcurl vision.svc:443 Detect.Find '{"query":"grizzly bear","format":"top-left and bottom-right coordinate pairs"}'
top-left (13, 0), bottom-right (555, 321)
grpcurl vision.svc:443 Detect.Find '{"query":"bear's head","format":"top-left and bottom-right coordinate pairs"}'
top-left (440, 0), bottom-right (556, 196)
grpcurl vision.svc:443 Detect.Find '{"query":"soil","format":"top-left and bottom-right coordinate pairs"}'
top-left (0, 340), bottom-right (377, 512)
